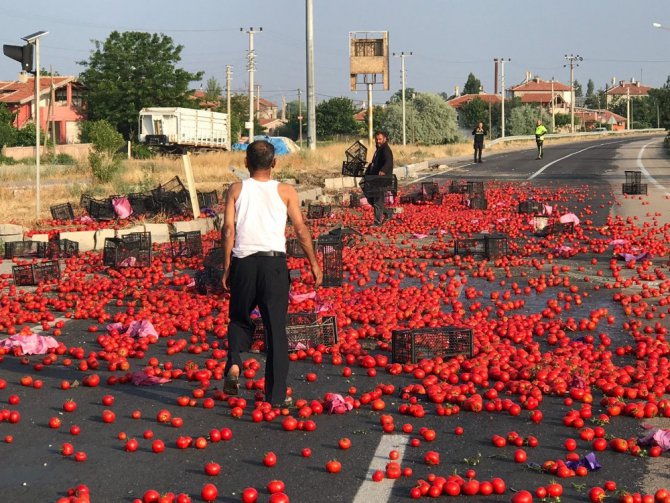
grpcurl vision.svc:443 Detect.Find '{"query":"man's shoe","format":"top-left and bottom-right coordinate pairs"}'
top-left (223, 375), bottom-right (239, 395)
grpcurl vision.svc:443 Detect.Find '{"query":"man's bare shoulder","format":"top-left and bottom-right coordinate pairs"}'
top-left (227, 181), bottom-right (243, 197)
top-left (277, 183), bottom-right (298, 197)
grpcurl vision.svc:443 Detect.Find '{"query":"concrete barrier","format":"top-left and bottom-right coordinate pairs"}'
top-left (0, 224), bottom-right (27, 244)
top-left (117, 225), bottom-right (149, 239)
top-left (94, 229), bottom-right (117, 250)
top-left (29, 234), bottom-right (50, 243)
top-left (60, 231), bottom-right (96, 252)
top-left (143, 223), bottom-right (172, 244)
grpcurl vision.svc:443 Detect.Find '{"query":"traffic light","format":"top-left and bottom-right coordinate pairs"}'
top-left (3, 43), bottom-right (33, 73)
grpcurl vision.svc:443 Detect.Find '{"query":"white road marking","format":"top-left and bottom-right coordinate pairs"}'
top-left (414, 165), bottom-right (457, 183)
top-left (353, 434), bottom-right (408, 503)
top-left (527, 143), bottom-right (610, 180)
top-left (636, 140), bottom-right (668, 193)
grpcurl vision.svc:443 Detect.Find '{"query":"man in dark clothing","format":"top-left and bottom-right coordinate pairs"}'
top-left (222, 140), bottom-right (322, 409)
top-left (472, 121), bottom-right (486, 163)
top-left (365, 131), bottom-right (394, 225)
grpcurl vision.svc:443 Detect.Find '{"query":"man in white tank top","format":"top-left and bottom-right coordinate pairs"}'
top-left (221, 140), bottom-right (322, 407)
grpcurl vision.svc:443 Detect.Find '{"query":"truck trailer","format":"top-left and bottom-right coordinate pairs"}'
top-left (138, 107), bottom-right (230, 153)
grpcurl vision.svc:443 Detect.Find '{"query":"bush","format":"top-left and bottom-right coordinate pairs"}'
top-left (42, 152), bottom-right (77, 165)
top-left (15, 123), bottom-right (36, 147)
top-left (132, 143), bottom-right (155, 160)
top-left (86, 120), bottom-right (124, 156)
top-left (0, 154), bottom-right (16, 165)
top-left (89, 151), bottom-right (121, 183)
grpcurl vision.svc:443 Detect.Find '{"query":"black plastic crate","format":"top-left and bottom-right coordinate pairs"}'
top-left (518, 200), bottom-right (545, 215)
top-left (103, 232), bottom-right (152, 268)
top-left (12, 260), bottom-right (61, 286)
top-left (286, 238), bottom-right (306, 258)
top-left (360, 174), bottom-right (398, 198)
top-left (447, 180), bottom-right (468, 194)
top-left (454, 235), bottom-right (486, 257)
top-left (80, 194), bottom-right (93, 212)
top-left (50, 202), bottom-right (75, 221)
top-left (349, 192), bottom-right (361, 208)
top-left (170, 231), bottom-right (203, 258)
top-left (4, 240), bottom-right (47, 259)
top-left (152, 176), bottom-right (190, 215)
top-left (307, 204), bottom-right (332, 219)
top-left (485, 233), bottom-right (509, 259)
top-left (342, 161), bottom-right (366, 177)
top-left (345, 140), bottom-right (367, 163)
top-left (318, 234), bottom-right (343, 287)
top-left (252, 312), bottom-right (319, 349)
top-left (468, 194), bottom-right (488, 210)
top-left (421, 182), bottom-right (440, 199)
top-left (399, 193), bottom-right (422, 204)
top-left (392, 327), bottom-right (474, 364)
top-left (195, 247), bottom-right (224, 294)
top-left (88, 198), bottom-right (116, 220)
top-left (622, 182), bottom-right (648, 195)
top-left (128, 193), bottom-right (158, 216)
top-left (466, 181), bottom-right (484, 195)
top-left (197, 190), bottom-right (219, 208)
top-left (625, 171), bottom-right (642, 185)
top-left (47, 239), bottom-right (78, 259)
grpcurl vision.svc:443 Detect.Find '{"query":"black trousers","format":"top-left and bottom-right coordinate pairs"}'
top-left (367, 194), bottom-right (392, 224)
top-left (536, 138), bottom-right (544, 158)
top-left (473, 143), bottom-right (483, 162)
top-left (225, 255), bottom-right (290, 403)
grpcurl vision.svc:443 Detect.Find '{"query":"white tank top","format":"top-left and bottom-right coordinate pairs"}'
top-left (232, 178), bottom-right (287, 258)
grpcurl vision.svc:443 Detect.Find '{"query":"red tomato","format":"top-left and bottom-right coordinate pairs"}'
top-left (201, 483), bottom-right (218, 502)
top-left (326, 459), bottom-right (342, 473)
top-left (263, 451), bottom-right (277, 467)
top-left (511, 490), bottom-right (533, 503)
top-left (267, 480), bottom-right (285, 494)
top-left (338, 438), bottom-right (351, 450)
top-left (514, 449), bottom-right (528, 463)
top-left (204, 462), bottom-right (221, 476)
top-left (241, 487), bottom-right (258, 503)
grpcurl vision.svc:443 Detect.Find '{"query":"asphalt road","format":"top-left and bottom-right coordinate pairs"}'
top-left (0, 133), bottom-right (668, 503)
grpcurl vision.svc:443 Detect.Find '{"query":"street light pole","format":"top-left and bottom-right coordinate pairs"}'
top-left (551, 77), bottom-right (555, 132)
top-left (306, 0), bottom-right (317, 150)
top-left (496, 58), bottom-right (510, 138)
top-left (21, 31), bottom-right (48, 220)
top-left (242, 27), bottom-right (261, 142)
top-left (393, 51), bottom-right (412, 145)
top-left (225, 65), bottom-right (232, 148)
top-left (564, 54), bottom-right (583, 133)
top-left (653, 22), bottom-right (670, 31)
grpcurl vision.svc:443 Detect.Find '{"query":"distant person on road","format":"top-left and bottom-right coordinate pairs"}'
top-left (535, 119), bottom-right (548, 159)
top-left (221, 140), bottom-right (322, 408)
top-left (365, 131), bottom-right (394, 226)
top-left (472, 121), bottom-right (486, 163)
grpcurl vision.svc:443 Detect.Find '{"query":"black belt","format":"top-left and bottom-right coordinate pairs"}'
top-left (250, 251), bottom-right (286, 257)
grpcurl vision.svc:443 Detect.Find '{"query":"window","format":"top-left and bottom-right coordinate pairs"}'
top-left (353, 39), bottom-right (383, 57)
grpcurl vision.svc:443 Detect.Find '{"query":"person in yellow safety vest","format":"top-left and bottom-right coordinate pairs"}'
top-left (535, 120), bottom-right (548, 159)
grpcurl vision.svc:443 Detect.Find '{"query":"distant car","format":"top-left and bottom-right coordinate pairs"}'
top-left (593, 127), bottom-right (607, 132)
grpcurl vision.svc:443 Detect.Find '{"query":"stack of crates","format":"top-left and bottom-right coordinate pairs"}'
top-left (88, 198), bottom-right (116, 220)
top-left (103, 232), bottom-right (152, 268)
top-left (47, 239), bottom-right (79, 259)
top-left (128, 193), bottom-right (158, 216)
top-left (152, 176), bottom-right (190, 215)
top-left (622, 171), bottom-right (647, 195)
top-left (12, 261), bottom-right (60, 286)
top-left (317, 234), bottom-right (343, 287)
top-left (392, 327), bottom-right (473, 364)
top-left (341, 141), bottom-right (368, 177)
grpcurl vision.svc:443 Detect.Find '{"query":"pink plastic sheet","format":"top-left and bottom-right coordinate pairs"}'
top-left (130, 371), bottom-right (171, 386)
top-left (559, 212), bottom-right (580, 225)
top-left (640, 424), bottom-right (670, 451)
top-left (0, 333), bottom-right (59, 355)
top-left (325, 393), bottom-right (354, 414)
top-left (106, 320), bottom-right (158, 339)
top-left (112, 197), bottom-right (133, 219)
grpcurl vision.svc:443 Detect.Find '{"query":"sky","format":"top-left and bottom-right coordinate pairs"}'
top-left (2, 0), bottom-right (670, 108)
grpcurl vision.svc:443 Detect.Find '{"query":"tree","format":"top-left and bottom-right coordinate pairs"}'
top-left (387, 87), bottom-right (417, 105)
top-left (380, 92), bottom-right (461, 145)
top-left (458, 98), bottom-right (489, 129)
top-left (204, 77), bottom-right (222, 102)
top-left (79, 31), bottom-right (203, 139)
top-left (649, 77), bottom-right (670, 130)
top-left (586, 79), bottom-right (595, 97)
top-left (574, 80), bottom-right (583, 98)
top-left (315, 97), bottom-right (359, 139)
top-left (84, 120), bottom-right (125, 182)
top-left (507, 104), bottom-right (552, 136)
top-left (0, 103), bottom-right (17, 148)
top-left (463, 73), bottom-right (483, 95)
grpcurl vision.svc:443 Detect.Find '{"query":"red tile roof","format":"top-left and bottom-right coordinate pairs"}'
top-left (447, 93), bottom-right (502, 109)
top-left (0, 76), bottom-right (75, 105)
top-left (510, 79), bottom-right (571, 92)
top-left (607, 82), bottom-right (651, 96)
top-left (519, 93), bottom-right (556, 104)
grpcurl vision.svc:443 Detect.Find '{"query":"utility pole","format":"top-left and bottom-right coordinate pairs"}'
top-left (496, 58), bottom-right (510, 138)
top-left (242, 27), bottom-right (261, 142)
top-left (256, 84), bottom-right (261, 121)
top-left (626, 86), bottom-right (631, 130)
top-left (367, 83), bottom-right (374, 148)
top-left (305, 0), bottom-right (317, 150)
top-left (297, 89), bottom-right (303, 148)
top-left (551, 77), bottom-right (555, 132)
top-left (564, 54), bottom-right (582, 133)
top-left (393, 51), bottom-right (413, 145)
top-left (225, 65), bottom-right (232, 148)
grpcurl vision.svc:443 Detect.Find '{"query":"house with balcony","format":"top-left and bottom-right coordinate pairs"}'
top-left (0, 76), bottom-right (86, 144)
top-left (509, 75), bottom-right (572, 114)
top-left (606, 79), bottom-right (651, 107)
